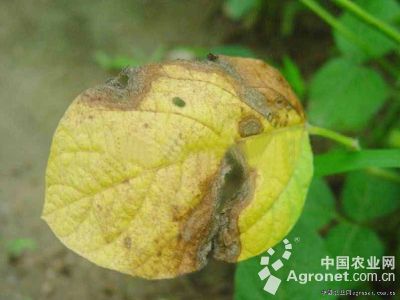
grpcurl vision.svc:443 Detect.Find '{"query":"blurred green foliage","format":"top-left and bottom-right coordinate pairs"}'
top-left (94, 44), bottom-right (257, 71)
top-left (233, 0), bottom-right (400, 299)
top-left (281, 56), bottom-right (306, 99)
top-left (6, 238), bottom-right (37, 258)
top-left (94, 46), bottom-right (166, 71)
top-left (223, 0), bottom-right (262, 21)
top-left (387, 129), bottom-right (400, 148)
top-left (334, 0), bottom-right (400, 61)
top-left (308, 58), bottom-right (388, 131)
top-left (280, 1), bottom-right (305, 37)
top-left (342, 171), bottom-right (400, 221)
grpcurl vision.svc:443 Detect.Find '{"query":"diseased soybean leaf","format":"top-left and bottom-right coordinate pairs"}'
top-left (42, 56), bottom-right (313, 279)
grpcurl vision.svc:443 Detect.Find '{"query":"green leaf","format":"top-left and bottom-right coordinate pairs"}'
top-left (334, 0), bottom-right (400, 61)
top-left (387, 128), bottom-right (400, 148)
top-left (235, 221), bottom-right (338, 300)
top-left (281, 56), bottom-right (306, 99)
top-left (397, 231), bottom-right (400, 266)
top-left (223, 0), bottom-right (261, 21)
top-left (342, 171), bottom-right (400, 222)
top-left (325, 223), bottom-right (385, 289)
top-left (308, 58), bottom-right (388, 131)
top-left (326, 223), bottom-right (384, 257)
top-left (234, 256), bottom-right (267, 300)
top-left (302, 178), bottom-right (336, 230)
top-left (314, 149), bottom-right (400, 177)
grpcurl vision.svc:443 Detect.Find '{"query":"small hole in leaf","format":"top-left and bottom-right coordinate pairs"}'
top-left (117, 74), bottom-right (129, 88)
top-left (172, 97), bottom-right (186, 107)
top-left (207, 53), bottom-right (218, 61)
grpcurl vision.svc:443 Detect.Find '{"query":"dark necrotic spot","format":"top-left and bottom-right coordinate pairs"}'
top-left (275, 95), bottom-right (286, 106)
top-left (207, 53), bottom-right (218, 62)
top-left (172, 97), bottom-right (186, 107)
top-left (212, 146), bottom-right (252, 262)
top-left (117, 73), bottom-right (129, 88)
top-left (219, 150), bottom-right (246, 205)
top-left (239, 117), bottom-right (263, 137)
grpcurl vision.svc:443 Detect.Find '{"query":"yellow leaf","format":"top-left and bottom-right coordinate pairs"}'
top-left (42, 55), bottom-right (313, 279)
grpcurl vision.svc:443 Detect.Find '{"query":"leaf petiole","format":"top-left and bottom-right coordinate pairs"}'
top-left (306, 123), bottom-right (361, 151)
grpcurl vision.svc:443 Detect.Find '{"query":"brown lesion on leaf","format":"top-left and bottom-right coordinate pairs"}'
top-left (171, 204), bottom-right (189, 223)
top-left (78, 58), bottom-right (226, 112)
top-left (161, 56), bottom-right (304, 128)
top-left (216, 56), bottom-right (304, 114)
top-left (238, 115), bottom-right (263, 137)
top-left (213, 56), bottom-right (305, 127)
top-left (78, 65), bottom-right (161, 111)
top-left (78, 56), bottom-right (304, 129)
top-left (211, 146), bottom-right (255, 262)
top-left (175, 171), bottom-right (218, 274)
top-left (173, 145), bottom-right (255, 275)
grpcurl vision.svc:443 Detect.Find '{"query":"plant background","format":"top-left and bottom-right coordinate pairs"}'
top-left (0, 0), bottom-right (399, 299)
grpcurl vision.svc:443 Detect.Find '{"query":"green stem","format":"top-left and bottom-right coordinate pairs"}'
top-left (333, 0), bottom-right (400, 44)
top-left (300, 0), bottom-right (400, 78)
top-left (307, 123), bottom-right (361, 150)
